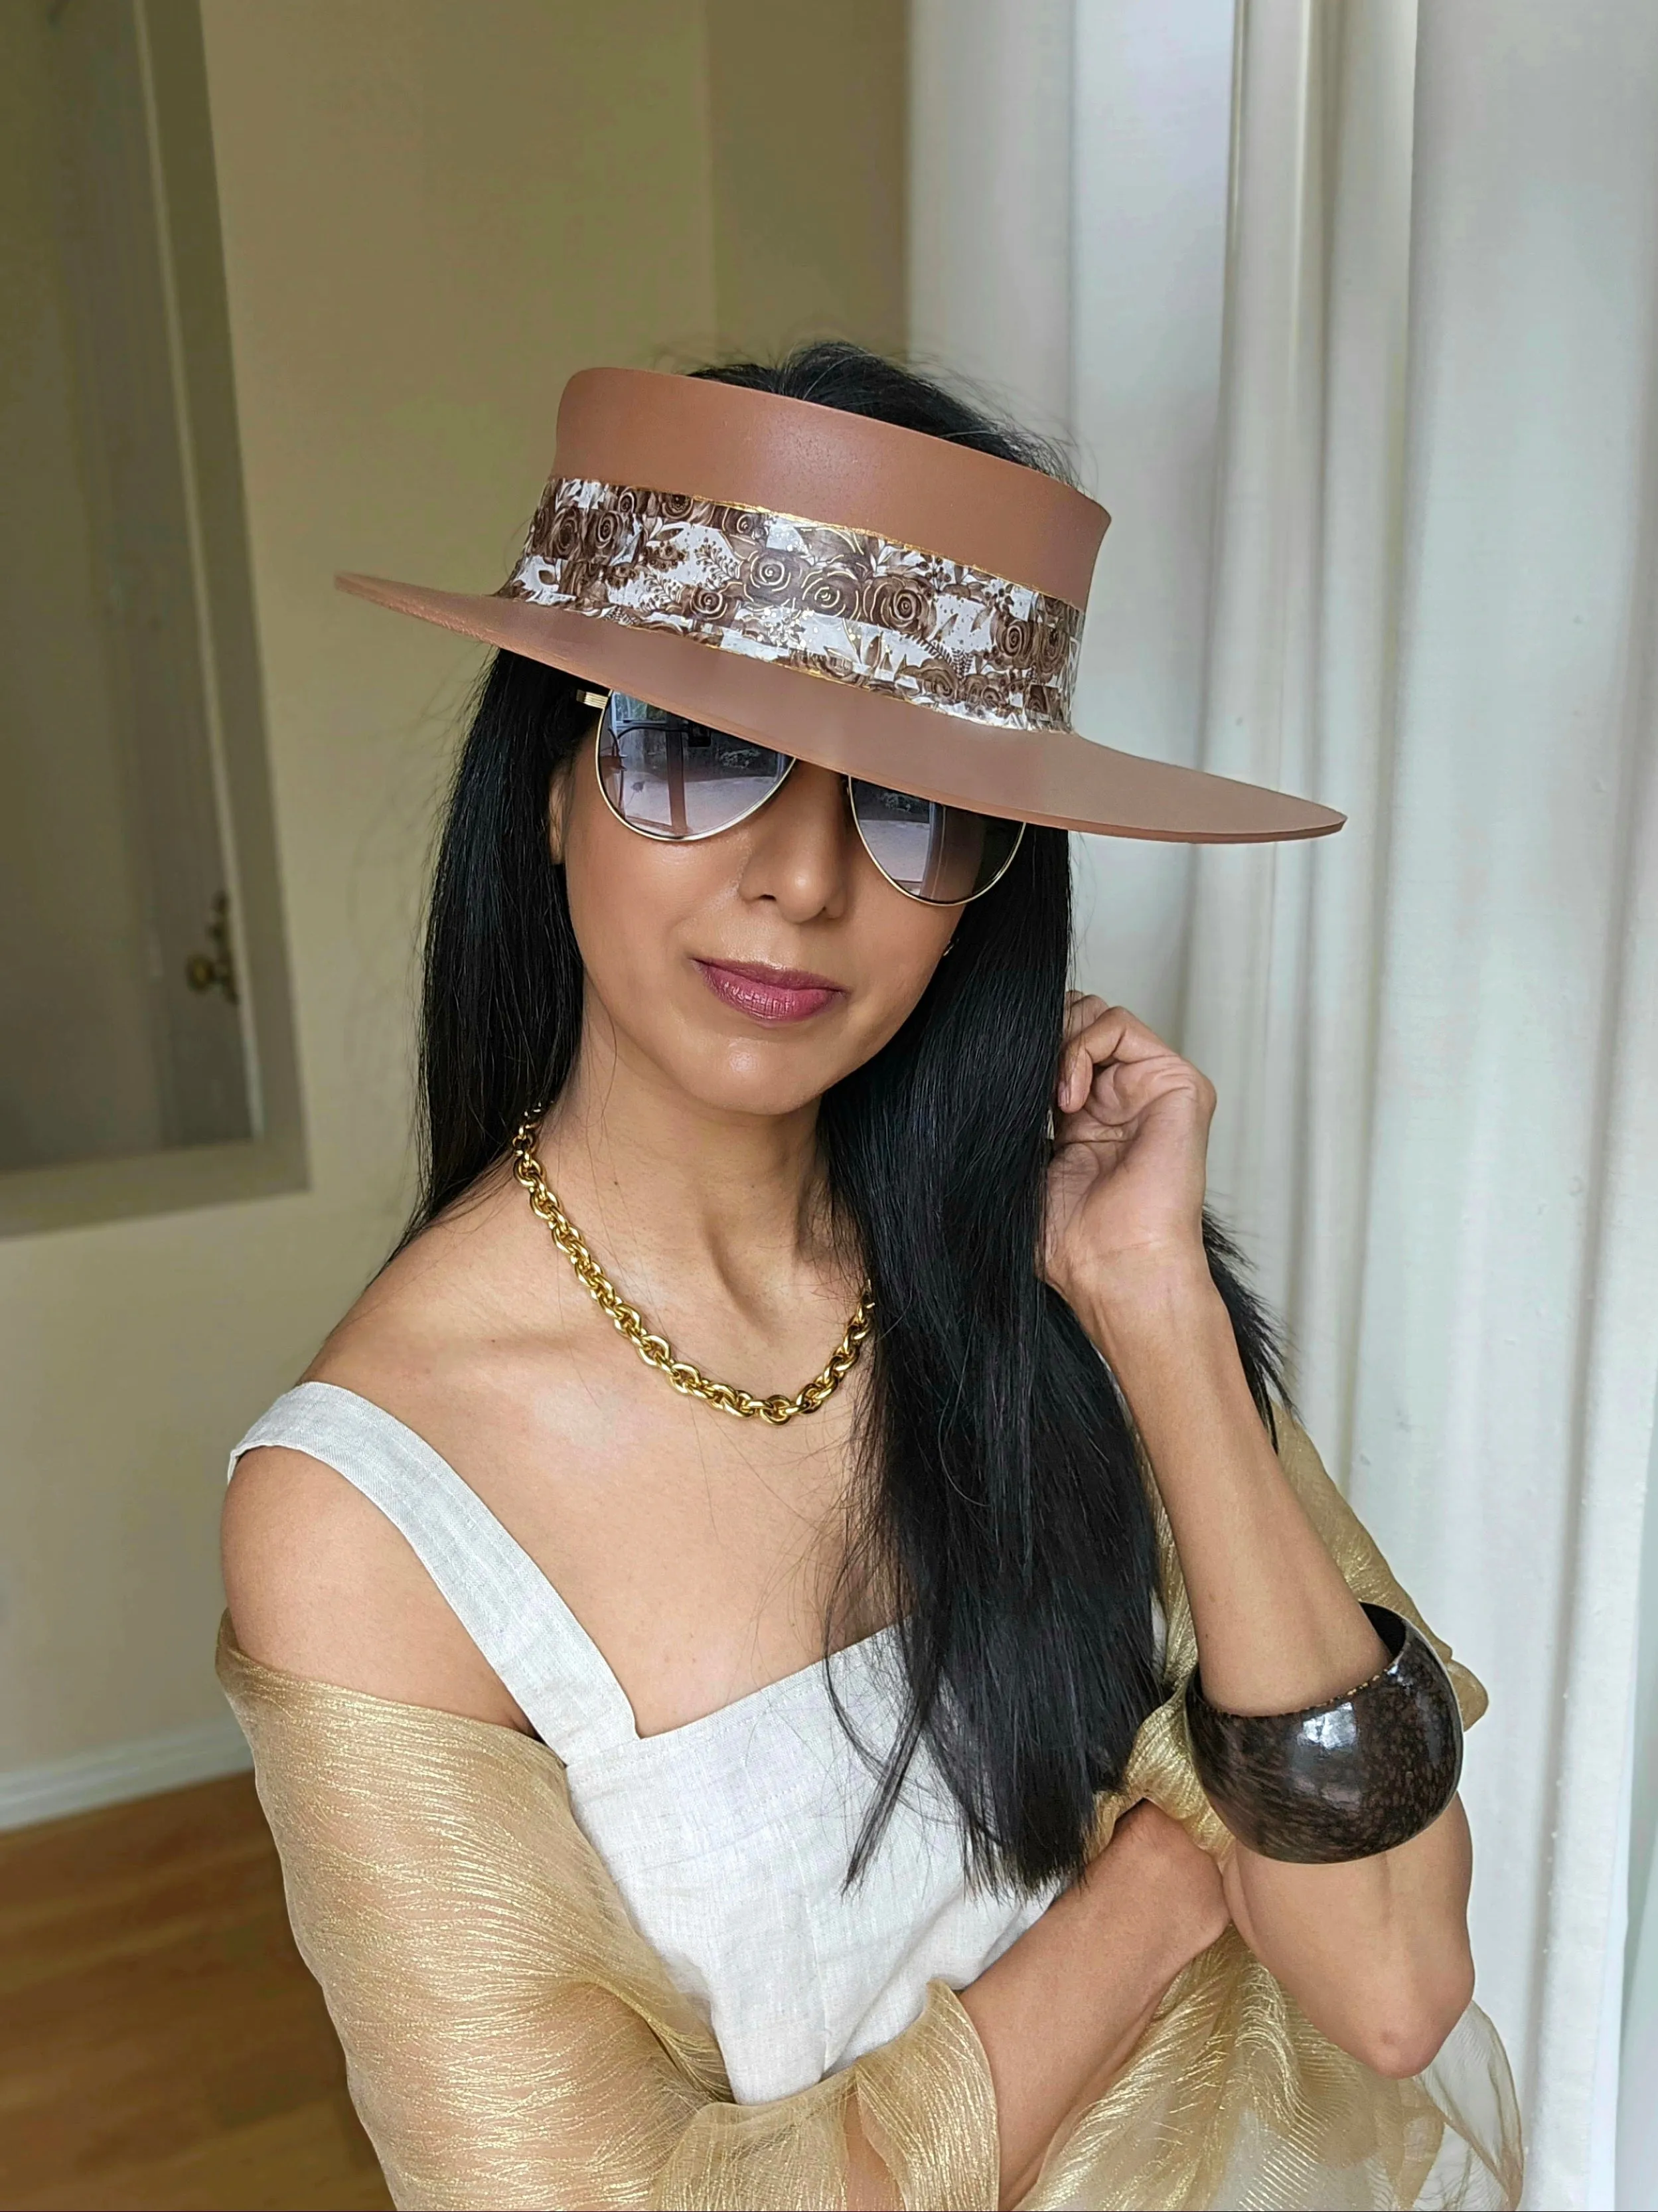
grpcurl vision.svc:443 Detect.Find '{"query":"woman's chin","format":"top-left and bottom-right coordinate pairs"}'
top-left (674, 1036), bottom-right (858, 1121)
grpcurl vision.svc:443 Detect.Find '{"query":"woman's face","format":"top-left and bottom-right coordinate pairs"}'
top-left (556, 721), bottom-right (960, 1118)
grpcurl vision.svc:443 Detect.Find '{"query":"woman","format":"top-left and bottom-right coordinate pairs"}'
top-left (220, 345), bottom-right (1519, 2209)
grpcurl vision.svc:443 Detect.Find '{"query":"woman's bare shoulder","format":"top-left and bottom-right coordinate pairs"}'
top-left (222, 1182), bottom-right (533, 1731)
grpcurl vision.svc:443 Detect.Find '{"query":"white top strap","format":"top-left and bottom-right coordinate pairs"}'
top-left (228, 1381), bottom-right (638, 1760)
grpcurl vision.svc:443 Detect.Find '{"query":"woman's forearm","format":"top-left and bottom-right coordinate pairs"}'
top-left (1222, 1796), bottom-right (1474, 2077)
top-left (1079, 1269), bottom-right (1474, 2075)
top-left (954, 1802), bottom-right (1226, 2209)
top-left (1085, 1267), bottom-right (1387, 1710)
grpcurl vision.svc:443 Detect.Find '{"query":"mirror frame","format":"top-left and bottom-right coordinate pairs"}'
top-left (0, 0), bottom-right (305, 1237)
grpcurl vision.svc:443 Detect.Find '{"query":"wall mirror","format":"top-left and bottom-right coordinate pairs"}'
top-left (1, 0), bottom-right (302, 1233)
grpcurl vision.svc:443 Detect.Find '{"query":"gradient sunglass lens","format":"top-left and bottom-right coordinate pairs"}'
top-left (597, 694), bottom-right (792, 838)
top-left (848, 779), bottom-right (1024, 904)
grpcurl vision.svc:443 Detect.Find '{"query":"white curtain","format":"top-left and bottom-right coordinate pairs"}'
top-left (1625, 1406), bottom-right (1658, 2207)
top-left (911, 5), bottom-right (1658, 2207)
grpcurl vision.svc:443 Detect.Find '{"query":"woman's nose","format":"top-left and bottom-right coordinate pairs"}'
top-left (735, 762), bottom-right (854, 920)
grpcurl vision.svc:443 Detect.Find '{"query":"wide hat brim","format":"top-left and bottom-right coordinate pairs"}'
top-left (338, 572), bottom-right (1342, 844)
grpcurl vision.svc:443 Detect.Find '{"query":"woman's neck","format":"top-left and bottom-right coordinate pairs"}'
top-left (538, 1011), bottom-right (845, 1312)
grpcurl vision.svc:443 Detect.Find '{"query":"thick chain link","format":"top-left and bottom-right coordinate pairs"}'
top-left (511, 1117), bottom-right (873, 1425)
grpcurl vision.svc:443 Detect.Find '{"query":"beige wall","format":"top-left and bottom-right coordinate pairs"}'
top-left (0, 0), bottom-right (905, 1779)
top-left (708, 1), bottom-right (907, 360)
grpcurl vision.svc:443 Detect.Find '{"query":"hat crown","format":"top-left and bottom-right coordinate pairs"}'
top-left (549, 368), bottom-right (1108, 609)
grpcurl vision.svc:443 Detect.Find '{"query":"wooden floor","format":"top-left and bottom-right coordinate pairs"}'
top-left (0, 1773), bottom-right (391, 2211)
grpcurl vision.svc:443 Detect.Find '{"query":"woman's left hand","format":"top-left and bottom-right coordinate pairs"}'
top-left (1041, 996), bottom-right (1217, 1326)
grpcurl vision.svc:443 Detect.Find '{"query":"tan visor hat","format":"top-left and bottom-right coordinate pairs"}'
top-left (338, 367), bottom-right (1342, 843)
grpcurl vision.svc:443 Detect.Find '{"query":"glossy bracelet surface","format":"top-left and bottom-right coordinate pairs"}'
top-left (1184, 1603), bottom-right (1464, 1863)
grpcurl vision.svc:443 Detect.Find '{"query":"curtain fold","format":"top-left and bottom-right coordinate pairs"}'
top-left (1177, 0), bottom-right (1418, 1484)
top-left (1622, 1401), bottom-right (1658, 2209)
top-left (911, 4), bottom-right (1658, 2205)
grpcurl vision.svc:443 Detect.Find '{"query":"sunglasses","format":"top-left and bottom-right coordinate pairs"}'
top-left (585, 690), bottom-right (1025, 906)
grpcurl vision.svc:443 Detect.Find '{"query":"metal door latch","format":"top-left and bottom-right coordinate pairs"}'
top-left (185, 890), bottom-right (238, 1005)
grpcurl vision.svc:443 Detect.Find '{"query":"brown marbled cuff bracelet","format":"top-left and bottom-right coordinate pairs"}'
top-left (1184, 1604), bottom-right (1464, 1863)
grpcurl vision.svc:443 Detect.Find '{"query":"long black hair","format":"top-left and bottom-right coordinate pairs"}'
top-left (407, 341), bottom-right (1285, 1892)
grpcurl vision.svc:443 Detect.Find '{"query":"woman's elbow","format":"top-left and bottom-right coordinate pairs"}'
top-left (1343, 1952), bottom-right (1476, 2080)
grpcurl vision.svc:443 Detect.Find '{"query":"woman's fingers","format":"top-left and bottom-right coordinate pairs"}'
top-left (1055, 1003), bottom-right (1215, 1127)
top-left (1075, 1004), bottom-right (1178, 1066)
top-left (1059, 998), bottom-right (1138, 1117)
top-left (1059, 994), bottom-right (1107, 1111)
top-left (1059, 1028), bottom-right (1109, 1117)
top-left (1058, 1003), bottom-right (1175, 1117)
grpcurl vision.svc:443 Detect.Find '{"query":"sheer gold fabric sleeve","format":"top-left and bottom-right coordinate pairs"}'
top-left (218, 1415), bottom-right (1522, 2211)
top-left (218, 1627), bottom-right (998, 2210)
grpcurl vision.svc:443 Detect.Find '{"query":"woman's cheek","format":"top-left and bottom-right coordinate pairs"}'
top-left (564, 809), bottom-right (698, 983)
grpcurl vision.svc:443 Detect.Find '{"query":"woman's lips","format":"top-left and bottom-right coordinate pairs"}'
top-left (694, 959), bottom-right (846, 1024)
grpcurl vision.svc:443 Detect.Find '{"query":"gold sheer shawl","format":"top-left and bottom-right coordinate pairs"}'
top-left (218, 1418), bottom-right (1522, 2211)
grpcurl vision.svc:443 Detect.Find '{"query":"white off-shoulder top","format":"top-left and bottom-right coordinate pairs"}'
top-left (228, 1380), bottom-right (1057, 2104)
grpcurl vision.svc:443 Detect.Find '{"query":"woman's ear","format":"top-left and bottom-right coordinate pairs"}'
top-left (547, 757), bottom-right (573, 864)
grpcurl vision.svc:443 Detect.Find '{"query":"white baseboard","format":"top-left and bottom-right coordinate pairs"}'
top-left (0, 1713), bottom-right (253, 1832)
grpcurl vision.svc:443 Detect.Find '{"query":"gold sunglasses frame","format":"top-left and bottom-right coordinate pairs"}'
top-left (581, 689), bottom-right (1025, 908)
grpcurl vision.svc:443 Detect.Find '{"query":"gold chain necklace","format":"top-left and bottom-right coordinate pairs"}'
top-left (510, 1118), bottom-right (874, 1426)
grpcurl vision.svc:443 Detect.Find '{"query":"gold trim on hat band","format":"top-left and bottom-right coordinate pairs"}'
top-left (498, 477), bottom-right (1083, 734)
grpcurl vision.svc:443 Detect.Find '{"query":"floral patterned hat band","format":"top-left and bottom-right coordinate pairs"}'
top-left (337, 368), bottom-right (1345, 844)
top-left (502, 477), bottom-right (1081, 735)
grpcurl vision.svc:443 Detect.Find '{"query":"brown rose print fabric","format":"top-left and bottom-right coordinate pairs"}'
top-left (499, 478), bottom-right (1083, 732)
